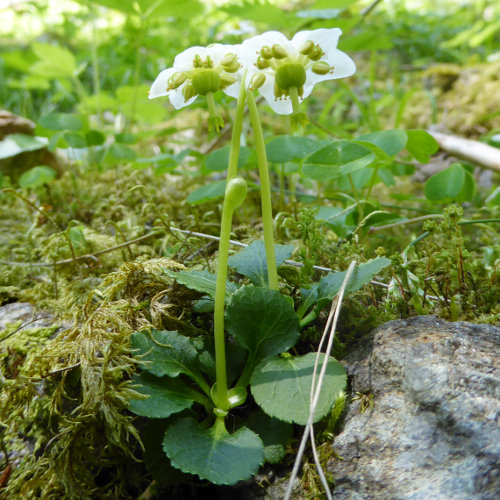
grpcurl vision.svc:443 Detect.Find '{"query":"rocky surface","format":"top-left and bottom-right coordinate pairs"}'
top-left (329, 316), bottom-right (500, 500)
top-left (0, 302), bottom-right (55, 332)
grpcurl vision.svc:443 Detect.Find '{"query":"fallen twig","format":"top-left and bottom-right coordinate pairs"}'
top-left (427, 130), bottom-right (500, 172)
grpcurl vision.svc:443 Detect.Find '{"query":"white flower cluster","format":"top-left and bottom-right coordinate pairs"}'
top-left (149, 28), bottom-right (356, 116)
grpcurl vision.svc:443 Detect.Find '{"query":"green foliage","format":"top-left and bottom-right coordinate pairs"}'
top-left (228, 241), bottom-right (294, 286)
top-left (225, 285), bottom-right (300, 363)
top-left (250, 352), bottom-right (346, 425)
top-left (425, 163), bottom-right (476, 202)
top-left (163, 418), bottom-right (263, 485)
top-left (129, 372), bottom-right (201, 418)
top-left (18, 165), bottom-right (57, 188)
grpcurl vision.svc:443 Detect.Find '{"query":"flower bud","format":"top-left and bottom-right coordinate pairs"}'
top-left (167, 72), bottom-right (187, 90)
top-left (225, 177), bottom-right (247, 210)
top-left (182, 83), bottom-right (195, 101)
top-left (311, 61), bottom-right (331, 75)
top-left (300, 40), bottom-right (315, 55)
top-left (272, 44), bottom-right (288, 59)
top-left (250, 73), bottom-right (266, 90)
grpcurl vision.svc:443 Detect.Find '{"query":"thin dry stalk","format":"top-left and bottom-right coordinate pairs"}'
top-left (284, 260), bottom-right (357, 500)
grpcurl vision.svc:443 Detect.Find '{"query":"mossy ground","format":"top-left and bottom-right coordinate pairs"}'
top-left (1, 63), bottom-right (499, 498)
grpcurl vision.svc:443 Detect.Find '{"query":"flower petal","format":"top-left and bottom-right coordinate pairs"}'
top-left (240, 31), bottom-right (293, 67)
top-left (292, 28), bottom-right (342, 53)
top-left (149, 67), bottom-right (176, 99)
top-left (325, 49), bottom-right (356, 79)
top-left (223, 79), bottom-right (242, 99)
top-left (257, 76), bottom-right (293, 115)
top-left (168, 83), bottom-right (197, 109)
top-left (173, 45), bottom-right (206, 70)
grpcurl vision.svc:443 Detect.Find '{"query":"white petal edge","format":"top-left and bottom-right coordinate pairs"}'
top-left (173, 45), bottom-right (207, 70)
top-left (149, 67), bottom-right (176, 99)
top-left (292, 28), bottom-right (342, 53)
top-left (240, 31), bottom-right (293, 67)
top-left (168, 83), bottom-right (197, 109)
top-left (325, 49), bottom-right (356, 78)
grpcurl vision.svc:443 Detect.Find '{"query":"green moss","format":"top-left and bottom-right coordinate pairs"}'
top-left (0, 257), bottom-right (194, 498)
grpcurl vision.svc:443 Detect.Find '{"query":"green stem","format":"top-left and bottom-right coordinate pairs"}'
top-left (206, 92), bottom-right (224, 132)
top-left (289, 86), bottom-right (301, 114)
top-left (213, 178), bottom-right (248, 411)
top-left (236, 351), bottom-right (257, 388)
top-left (348, 173), bottom-right (364, 222)
top-left (213, 199), bottom-right (233, 410)
top-left (226, 73), bottom-right (247, 181)
top-left (247, 90), bottom-right (279, 290)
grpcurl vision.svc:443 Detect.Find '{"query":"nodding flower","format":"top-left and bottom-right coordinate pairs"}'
top-left (238, 29), bottom-right (356, 115)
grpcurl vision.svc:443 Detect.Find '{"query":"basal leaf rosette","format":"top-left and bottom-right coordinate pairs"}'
top-left (239, 29), bottom-right (356, 115)
top-left (149, 43), bottom-right (244, 131)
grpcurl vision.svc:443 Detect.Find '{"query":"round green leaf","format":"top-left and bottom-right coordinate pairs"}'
top-left (39, 113), bottom-right (83, 131)
top-left (18, 165), bottom-right (57, 188)
top-left (302, 140), bottom-right (375, 181)
top-left (225, 285), bottom-right (300, 362)
top-left (265, 135), bottom-right (321, 164)
top-left (357, 129), bottom-right (408, 157)
top-left (64, 131), bottom-right (87, 148)
top-left (406, 129), bottom-right (439, 163)
top-left (251, 352), bottom-right (347, 425)
top-left (128, 372), bottom-right (199, 418)
top-left (228, 241), bottom-right (295, 287)
top-left (424, 163), bottom-right (466, 201)
top-left (86, 130), bottom-right (106, 146)
top-left (163, 417), bottom-right (264, 485)
top-left (131, 329), bottom-right (200, 378)
top-left (186, 180), bottom-right (226, 204)
top-left (109, 143), bottom-right (137, 160)
top-left (203, 145), bottom-right (252, 172)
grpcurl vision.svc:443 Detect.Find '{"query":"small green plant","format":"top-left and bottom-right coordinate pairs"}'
top-left (127, 28), bottom-right (364, 486)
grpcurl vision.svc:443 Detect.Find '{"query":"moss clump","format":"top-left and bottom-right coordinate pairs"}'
top-left (0, 257), bottom-right (191, 498)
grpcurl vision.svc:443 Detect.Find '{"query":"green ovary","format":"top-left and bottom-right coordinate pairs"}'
top-left (275, 63), bottom-right (306, 91)
top-left (191, 69), bottom-right (221, 95)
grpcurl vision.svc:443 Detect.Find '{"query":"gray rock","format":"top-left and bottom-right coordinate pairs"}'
top-left (329, 316), bottom-right (500, 500)
top-left (0, 302), bottom-right (54, 332)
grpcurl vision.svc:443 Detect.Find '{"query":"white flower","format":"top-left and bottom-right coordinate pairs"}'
top-left (149, 43), bottom-right (243, 109)
top-left (239, 28), bottom-right (356, 115)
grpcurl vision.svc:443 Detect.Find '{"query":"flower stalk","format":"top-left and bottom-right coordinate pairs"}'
top-left (213, 177), bottom-right (248, 411)
top-left (247, 90), bottom-right (279, 290)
